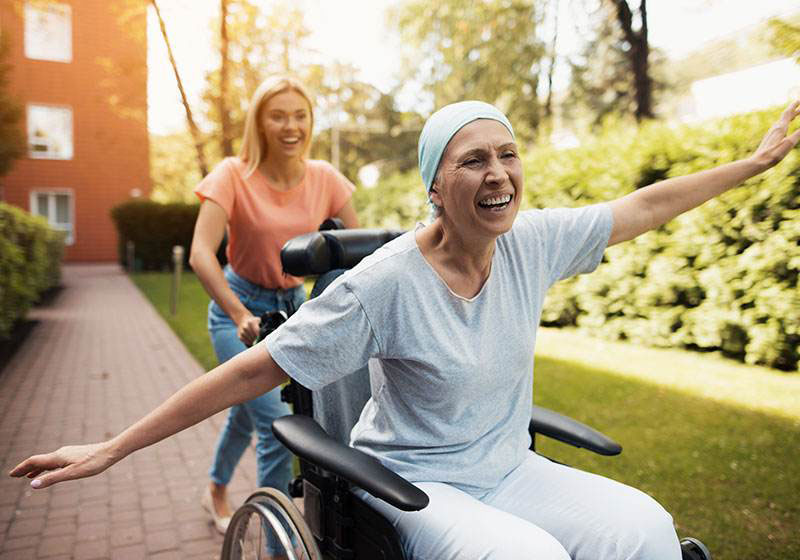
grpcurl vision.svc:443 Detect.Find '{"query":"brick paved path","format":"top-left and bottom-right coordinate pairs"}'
top-left (0, 264), bottom-right (260, 559)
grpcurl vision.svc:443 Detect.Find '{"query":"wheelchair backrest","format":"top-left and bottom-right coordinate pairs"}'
top-left (280, 228), bottom-right (404, 445)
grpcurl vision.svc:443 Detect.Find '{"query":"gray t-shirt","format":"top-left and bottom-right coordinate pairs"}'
top-left (266, 204), bottom-right (613, 494)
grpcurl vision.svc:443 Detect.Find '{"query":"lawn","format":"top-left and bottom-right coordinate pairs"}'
top-left (131, 271), bottom-right (217, 370)
top-left (133, 271), bottom-right (800, 560)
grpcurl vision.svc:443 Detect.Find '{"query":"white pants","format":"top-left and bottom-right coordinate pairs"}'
top-left (356, 451), bottom-right (681, 560)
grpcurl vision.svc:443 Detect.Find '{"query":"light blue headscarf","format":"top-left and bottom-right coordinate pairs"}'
top-left (418, 101), bottom-right (515, 194)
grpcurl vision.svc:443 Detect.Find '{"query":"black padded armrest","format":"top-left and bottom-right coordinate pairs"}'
top-left (272, 414), bottom-right (429, 511)
top-left (281, 229), bottom-right (404, 276)
top-left (529, 405), bottom-right (622, 456)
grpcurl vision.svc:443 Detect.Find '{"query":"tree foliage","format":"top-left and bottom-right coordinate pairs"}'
top-left (150, 131), bottom-right (203, 203)
top-left (766, 17), bottom-right (800, 64)
top-left (0, 37), bottom-right (24, 177)
top-left (568, 0), bottom-right (666, 124)
top-left (392, 0), bottom-right (546, 142)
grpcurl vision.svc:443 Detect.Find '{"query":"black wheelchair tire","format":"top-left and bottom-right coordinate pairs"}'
top-left (221, 487), bottom-right (321, 560)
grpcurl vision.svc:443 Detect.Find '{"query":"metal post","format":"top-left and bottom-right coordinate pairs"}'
top-left (126, 240), bottom-right (135, 274)
top-left (170, 245), bottom-right (184, 316)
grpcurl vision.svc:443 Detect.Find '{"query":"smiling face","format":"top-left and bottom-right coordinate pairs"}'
top-left (259, 89), bottom-right (312, 160)
top-left (429, 119), bottom-right (523, 241)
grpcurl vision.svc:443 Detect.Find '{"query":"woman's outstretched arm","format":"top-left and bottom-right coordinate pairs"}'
top-left (9, 345), bottom-right (288, 489)
top-left (608, 100), bottom-right (800, 246)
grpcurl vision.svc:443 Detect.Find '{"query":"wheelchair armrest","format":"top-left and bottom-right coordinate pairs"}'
top-left (272, 414), bottom-right (429, 512)
top-left (530, 405), bottom-right (622, 456)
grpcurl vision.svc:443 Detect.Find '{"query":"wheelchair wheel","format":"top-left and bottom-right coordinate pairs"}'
top-left (221, 487), bottom-right (321, 560)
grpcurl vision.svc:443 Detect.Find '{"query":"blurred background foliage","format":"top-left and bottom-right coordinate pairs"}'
top-left (140, 0), bottom-right (800, 371)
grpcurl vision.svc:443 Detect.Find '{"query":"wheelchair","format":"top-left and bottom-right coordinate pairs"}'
top-left (221, 226), bottom-right (712, 560)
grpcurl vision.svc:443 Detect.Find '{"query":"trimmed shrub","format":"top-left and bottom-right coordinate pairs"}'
top-left (527, 108), bottom-right (799, 371)
top-left (111, 200), bottom-right (198, 270)
top-left (0, 202), bottom-right (65, 339)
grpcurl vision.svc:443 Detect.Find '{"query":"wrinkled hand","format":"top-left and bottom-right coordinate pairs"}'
top-left (237, 314), bottom-right (261, 346)
top-left (8, 442), bottom-right (117, 489)
top-left (751, 100), bottom-right (800, 170)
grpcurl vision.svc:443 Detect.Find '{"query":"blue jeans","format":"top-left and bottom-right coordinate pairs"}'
top-left (207, 265), bottom-right (305, 492)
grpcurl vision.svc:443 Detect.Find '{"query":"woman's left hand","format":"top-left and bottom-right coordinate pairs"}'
top-left (750, 100), bottom-right (800, 171)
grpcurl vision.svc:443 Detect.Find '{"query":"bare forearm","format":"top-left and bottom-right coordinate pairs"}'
top-left (609, 157), bottom-right (763, 245)
top-left (109, 345), bottom-right (286, 459)
top-left (190, 249), bottom-right (250, 323)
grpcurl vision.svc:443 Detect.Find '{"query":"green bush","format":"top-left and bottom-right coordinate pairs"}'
top-left (357, 107), bottom-right (799, 371)
top-left (111, 200), bottom-right (202, 271)
top-left (0, 202), bottom-right (65, 339)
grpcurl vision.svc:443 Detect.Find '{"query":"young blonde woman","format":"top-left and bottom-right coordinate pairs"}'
top-left (188, 75), bottom-right (358, 532)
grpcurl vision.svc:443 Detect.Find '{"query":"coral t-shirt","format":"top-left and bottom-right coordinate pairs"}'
top-left (195, 157), bottom-right (355, 289)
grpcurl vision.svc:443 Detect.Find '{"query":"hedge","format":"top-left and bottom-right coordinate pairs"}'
top-left (0, 202), bottom-right (64, 339)
top-left (110, 200), bottom-right (226, 271)
top-left (356, 107), bottom-right (799, 371)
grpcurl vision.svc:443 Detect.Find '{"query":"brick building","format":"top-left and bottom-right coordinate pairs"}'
top-left (0, 1), bottom-right (149, 262)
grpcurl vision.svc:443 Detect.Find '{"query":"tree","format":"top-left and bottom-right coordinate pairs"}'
top-left (766, 17), bottom-right (800, 64)
top-left (200, 0), bottom-right (312, 160)
top-left (0, 36), bottom-right (24, 177)
top-left (567, 0), bottom-right (665, 124)
top-left (151, 0), bottom-right (209, 177)
top-left (392, 0), bottom-right (547, 142)
top-left (218, 0), bottom-right (234, 157)
top-left (609, 0), bottom-right (653, 120)
top-left (149, 132), bottom-right (203, 203)
top-left (308, 63), bottom-right (424, 181)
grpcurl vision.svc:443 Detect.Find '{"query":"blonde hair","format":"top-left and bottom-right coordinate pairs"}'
top-left (239, 75), bottom-right (315, 178)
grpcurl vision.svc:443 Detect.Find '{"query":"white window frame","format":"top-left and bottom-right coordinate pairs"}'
top-left (29, 189), bottom-right (75, 245)
top-left (27, 103), bottom-right (74, 160)
top-left (24, 1), bottom-right (72, 63)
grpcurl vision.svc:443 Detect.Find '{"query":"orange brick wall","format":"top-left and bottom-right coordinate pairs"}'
top-left (0, 1), bottom-right (149, 262)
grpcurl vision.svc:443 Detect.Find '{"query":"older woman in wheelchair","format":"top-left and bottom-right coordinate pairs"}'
top-left (11, 99), bottom-right (800, 560)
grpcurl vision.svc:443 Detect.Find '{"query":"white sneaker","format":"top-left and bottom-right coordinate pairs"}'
top-left (201, 487), bottom-right (232, 534)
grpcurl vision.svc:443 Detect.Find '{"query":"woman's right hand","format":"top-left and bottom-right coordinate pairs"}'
top-left (237, 313), bottom-right (262, 346)
top-left (9, 441), bottom-right (119, 489)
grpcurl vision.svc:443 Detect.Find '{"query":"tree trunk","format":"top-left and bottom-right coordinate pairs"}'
top-left (543, 0), bottom-right (559, 121)
top-left (219, 0), bottom-right (233, 157)
top-left (151, 0), bottom-right (209, 176)
top-left (611, 0), bottom-right (654, 120)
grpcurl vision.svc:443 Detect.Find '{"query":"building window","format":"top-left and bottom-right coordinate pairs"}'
top-left (27, 104), bottom-right (73, 160)
top-left (30, 190), bottom-right (74, 245)
top-left (24, 2), bottom-right (72, 63)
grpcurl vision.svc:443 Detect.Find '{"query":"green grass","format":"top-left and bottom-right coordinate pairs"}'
top-left (131, 271), bottom-right (217, 370)
top-left (132, 272), bottom-right (800, 559)
top-left (534, 356), bottom-right (799, 560)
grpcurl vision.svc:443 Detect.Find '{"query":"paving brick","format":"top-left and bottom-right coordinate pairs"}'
top-left (38, 534), bottom-right (76, 557)
top-left (0, 548), bottom-right (36, 559)
top-left (110, 524), bottom-right (144, 548)
top-left (145, 528), bottom-right (180, 553)
top-left (73, 539), bottom-right (110, 560)
top-left (111, 508), bottom-right (142, 524)
top-left (42, 521), bottom-right (78, 538)
top-left (142, 507), bottom-right (174, 529)
top-left (149, 550), bottom-right (184, 560)
top-left (3, 534), bottom-right (40, 551)
top-left (110, 543), bottom-right (148, 560)
top-left (7, 516), bottom-right (46, 538)
top-left (178, 520), bottom-right (215, 542)
top-left (182, 538), bottom-right (221, 555)
top-left (75, 520), bottom-right (108, 542)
